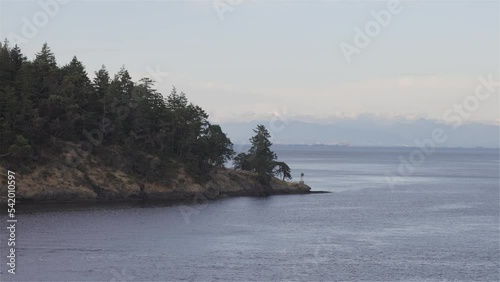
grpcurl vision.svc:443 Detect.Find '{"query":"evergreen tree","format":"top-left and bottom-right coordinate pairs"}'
top-left (0, 40), bottom-right (13, 86)
top-left (233, 152), bottom-right (251, 170)
top-left (233, 125), bottom-right (292, 185)
top-left (204, 124), bottom-right (235, 167)
top-left (273, 161), bottom-right (292, 181)
top-left (0, 41), bottom-right (235, 181)
top-left (33, 43), bottom-right (59, 100)
top-left (248, 125), bottom-right (277, 184)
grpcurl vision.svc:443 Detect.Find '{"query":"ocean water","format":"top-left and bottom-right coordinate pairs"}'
top-left (1, 146), bottom-right (498, 281)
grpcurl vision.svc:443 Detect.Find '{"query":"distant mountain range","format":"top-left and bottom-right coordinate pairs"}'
top-left (219, 117), bottom-right (499, 148)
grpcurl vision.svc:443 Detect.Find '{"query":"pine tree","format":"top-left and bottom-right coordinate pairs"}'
top-left (233, 125), bottom-right (292, 185)
top-left (204, 124), bottom-right (235, 167)
top-left (274, 161), bottom-right (292, 181)
top-left (33, 43), bottom-right (58, 94)
top-left (248, 125), bottom-right (277, 184)
top-left (0, 40), bottom-right (237, 180)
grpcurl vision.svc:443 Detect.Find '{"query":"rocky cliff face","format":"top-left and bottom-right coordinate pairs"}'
top-left (0, 164), bottom-right (311, 204)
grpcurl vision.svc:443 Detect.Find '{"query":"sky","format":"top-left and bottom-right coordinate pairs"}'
top-left (1, 0), bottom-right (499, 125)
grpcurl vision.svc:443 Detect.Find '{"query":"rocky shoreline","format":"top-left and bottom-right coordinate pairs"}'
top-left (0, 165), bottom-right (312, 205)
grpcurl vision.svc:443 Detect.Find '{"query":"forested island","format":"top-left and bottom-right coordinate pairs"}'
top-left (0, 41), bottom-right (310, 203)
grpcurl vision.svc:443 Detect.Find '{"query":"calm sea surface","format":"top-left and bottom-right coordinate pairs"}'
top-left (1, 146), bottom-right (499, 281)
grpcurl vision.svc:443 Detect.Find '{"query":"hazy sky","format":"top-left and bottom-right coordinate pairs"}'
top-left (1, 0), bottom-right (499, 124)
